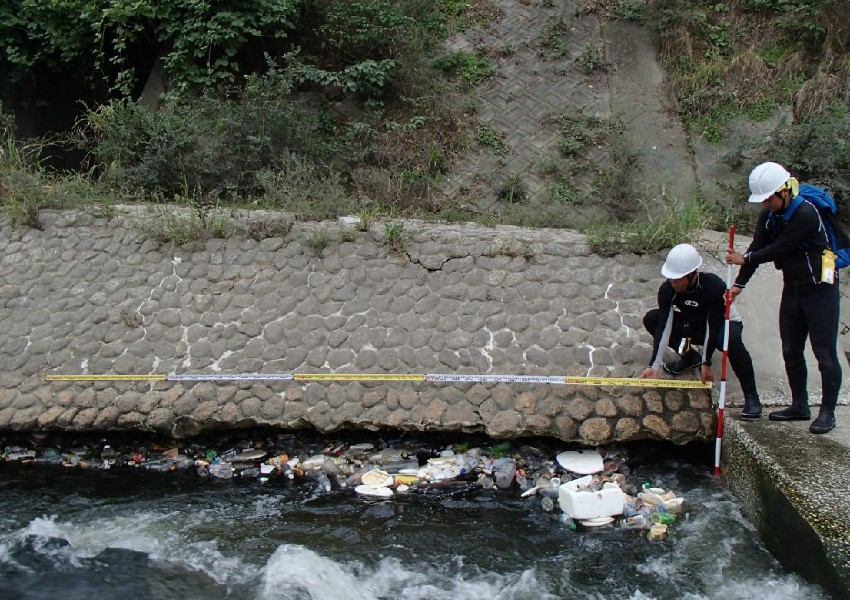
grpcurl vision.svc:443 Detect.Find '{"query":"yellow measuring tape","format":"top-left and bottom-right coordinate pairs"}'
top-left (44, 374), bottom-right (167, 381)
top-left (564, 376), bottom-right (710, 389)
top-left (43, 372), bottom-right (709, 388)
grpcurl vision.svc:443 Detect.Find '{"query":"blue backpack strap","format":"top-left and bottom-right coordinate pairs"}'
top-left (781, 194), bottom-right (805, 221)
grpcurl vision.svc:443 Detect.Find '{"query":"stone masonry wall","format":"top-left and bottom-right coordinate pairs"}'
top-left (0, 209), bottom-right (715, 444)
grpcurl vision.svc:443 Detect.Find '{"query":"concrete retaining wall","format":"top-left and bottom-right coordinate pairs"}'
top-left (0, 209), bottom-right (716, 443)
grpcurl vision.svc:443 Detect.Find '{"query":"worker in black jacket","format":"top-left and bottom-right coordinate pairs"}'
top-left (726, 161), bottom-right (841, 434)
top-left (640, 243), bottom-right (761, 418)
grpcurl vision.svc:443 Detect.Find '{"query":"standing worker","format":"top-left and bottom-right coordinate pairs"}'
top-left (640, 243), bottom-right (762, 419)
top-left (726, 161), bottom-right (841, 434)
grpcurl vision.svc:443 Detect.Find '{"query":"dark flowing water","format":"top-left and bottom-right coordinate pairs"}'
top-left (0, 450), bottom-right (828, 600)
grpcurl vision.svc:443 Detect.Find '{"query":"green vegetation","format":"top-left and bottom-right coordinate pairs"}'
top-left (433, 51), bottom-right (494, 86)
top-left (140, 206), bottom-right (235, 247)
top-left (476, 123), bottom-right (507, 155)
top-left (384, 221), bottom-right (409, 253)
top-left (2, 0), bottom-right (848, 258)
top-left (1, 1), bottom-right (493, 234)
top-left (579, 42), bottom-right (607, 73)
top-left (0, 0), bottom-right (299, 96)
top-left (538, 16), bottom-right (573, 58)
top-left (648, 0), bottom-right (849, 142)
top-left (556, 113), bottom-right (618, 158)
top-left (771, 103), bottom-right (850, 204)
top-left (586, 196), bottom-right (713, 257)
top-left (498, 174), bottom-right (527, 205)
top-left (301, 229), bottom-right (332, 255)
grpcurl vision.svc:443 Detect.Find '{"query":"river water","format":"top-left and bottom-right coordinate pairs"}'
top-left (0, 444), bottom-right (828, 600)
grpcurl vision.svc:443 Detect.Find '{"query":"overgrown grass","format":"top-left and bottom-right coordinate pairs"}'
top-left (586, 196), bottom-right (713, 256)
top-left (769, 103), bottom-right (850, 207)
top-left (301, 229), bottom-right (332, 255)
top-left (139, 207), bottom-right (236, 247)
top-left (433, 51), bottom-right (494, 85)
top-left (1, 112), bottom-right (117, 229)
top-left (384, 221), bottom-right (409, 253)
top-left (475, 123), bottom-right (506, 155)
top-left (649, 0), bottom-right (849, 143)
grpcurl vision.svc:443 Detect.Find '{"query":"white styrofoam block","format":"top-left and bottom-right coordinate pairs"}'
top-left (559, 481), bottom-right (625, 520)
top-left (561, 474), bottom-right (593, 492)
top-left (556, 450), bottom-right (604, 474)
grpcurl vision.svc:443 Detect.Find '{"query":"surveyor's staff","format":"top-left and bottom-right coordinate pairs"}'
top-left (714, 225), bottom-right (735, 477)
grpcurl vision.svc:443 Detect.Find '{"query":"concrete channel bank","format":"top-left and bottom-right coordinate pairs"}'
top-left (0, 208), bottom-right (848, 596)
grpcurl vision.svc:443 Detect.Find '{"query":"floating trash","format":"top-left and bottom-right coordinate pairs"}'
top-left (0, 431), bottom-right (687, 542)
top-left (355, 484), bottom-right (393, 498)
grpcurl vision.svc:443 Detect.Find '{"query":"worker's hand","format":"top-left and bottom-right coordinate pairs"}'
top-left (700, 364), bottom-right (714, 384)
top-left (639, 367), bottom-right (659, 379)
top-left (726, 250), bottom-right (746, 266)
top-left (729, 285), bottom-right (743, 302)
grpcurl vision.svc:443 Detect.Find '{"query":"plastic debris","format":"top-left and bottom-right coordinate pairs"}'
top-left (0, 432), bottom-right (688, 542)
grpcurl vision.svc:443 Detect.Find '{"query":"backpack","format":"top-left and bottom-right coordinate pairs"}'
top-left (769, 183), bottom-right (850, 269)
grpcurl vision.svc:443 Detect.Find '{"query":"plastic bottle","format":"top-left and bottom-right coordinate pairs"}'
top-left (494, 459), bottom-right (516, 489)
top-left (315, 472), bottom-right (332, 492)
top-left (619, 513), bottom-right (652, 531)
top-left (209, 461), bottom-right (233, 479)
top-left (541, 496), bottom-right (555, 512)
top-left (622, 500), bottom-right (639, 517)
top-left (381, 459), bottom-right (420, 474)
top-left (100, 444), bottom-right (118, 461)
top-left (515, 470), bottom-right (530, 491)
top-left (651, 510), bottom-right (676, 525)
top-left (559, 513), bottom-right (577, 530)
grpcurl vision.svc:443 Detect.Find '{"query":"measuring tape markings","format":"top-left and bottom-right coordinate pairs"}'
top-left (44, 372), bottom-right (710, 388)
top-left (169, 373), bottom-right (295, 382)
top-left (44, 374), bottom-right (167, 382)
top-left (293, 373), bottom-right (425, 382)
top-left (564, 376), bottom-right (710, 389)
top-left (425, 374), bottom-right (566, 384)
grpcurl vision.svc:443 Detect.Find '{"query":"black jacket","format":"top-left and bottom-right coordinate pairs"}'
top-left (649, 272), bottom-right (732, 370)
top-left (734, 199), bottom-right (828, 287)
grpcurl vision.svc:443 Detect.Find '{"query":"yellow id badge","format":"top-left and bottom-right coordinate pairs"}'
top-left (821, 249), bottom-right (836, 284)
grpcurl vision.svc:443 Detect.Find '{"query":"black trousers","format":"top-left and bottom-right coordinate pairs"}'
top-left (643, 309), bottom-right (758, 395)
top-left (779, 281), bottom-right (842, 409)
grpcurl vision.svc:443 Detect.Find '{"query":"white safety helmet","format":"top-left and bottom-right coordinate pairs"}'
top-left (661, 243), bottom-right (703, 279)
top-left (748, 161), bottom-right (790, 203)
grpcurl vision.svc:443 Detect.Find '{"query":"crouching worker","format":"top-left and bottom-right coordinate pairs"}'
top-left (639, 243), bottom-right (762, 419)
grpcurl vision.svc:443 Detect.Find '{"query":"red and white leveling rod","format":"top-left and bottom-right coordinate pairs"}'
top-left (714, 225), bottom-right (735, 477)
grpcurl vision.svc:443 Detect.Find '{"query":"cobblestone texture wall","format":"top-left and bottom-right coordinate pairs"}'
top-left (0, 209), bottom-right (715, 444)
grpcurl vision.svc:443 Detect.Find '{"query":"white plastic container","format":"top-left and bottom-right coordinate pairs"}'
top-left (559, 480), bottom-right (625, 520)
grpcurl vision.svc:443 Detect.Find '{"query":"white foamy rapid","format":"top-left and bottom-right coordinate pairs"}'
top-left (260, 544), bottom-right (560, 600)
top-left (4, 510), bottom-right (255, 587)
top-left (0, 472), bottom-right (831, 600)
